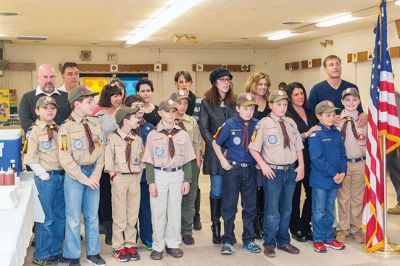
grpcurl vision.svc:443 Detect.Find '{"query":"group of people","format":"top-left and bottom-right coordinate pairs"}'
top-left (18, 54), bottom-right (400, 266)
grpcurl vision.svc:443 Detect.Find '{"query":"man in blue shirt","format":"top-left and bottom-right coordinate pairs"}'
top-left (308, 55), bottom-right (367, 127)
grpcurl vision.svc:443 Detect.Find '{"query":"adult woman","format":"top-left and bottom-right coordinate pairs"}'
top-left (136, 78), bottom-right (160, 126)
top-left (244, 71), bottom-right (271, 239)
top-left (93, 79), bottom-right (125, 245)
top-left (199, 68), bottom-right (237, 244)
top-left (285, 82), bottom-right (320, 242)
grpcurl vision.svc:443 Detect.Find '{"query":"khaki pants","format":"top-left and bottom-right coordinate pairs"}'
top-left (150, 169), bottom-right (184, 252)
top-left (181, 160), bottom-right (199, 236)
top-left (337, 161), bottom-right (366, 235)
top-left (111, 173), bottom-right (141, 249)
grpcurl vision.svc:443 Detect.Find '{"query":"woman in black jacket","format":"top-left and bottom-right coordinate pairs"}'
top-left (285, 82), bottom-right (320, 242)
top-left (199, 68), bottom-right (237, 244)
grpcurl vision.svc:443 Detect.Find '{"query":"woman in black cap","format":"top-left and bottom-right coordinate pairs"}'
top-left (199, 67), bottom-right (237, 244)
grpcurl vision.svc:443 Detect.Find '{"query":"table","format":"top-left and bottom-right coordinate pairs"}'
top-left (0, 173), bottom-right (44, 266)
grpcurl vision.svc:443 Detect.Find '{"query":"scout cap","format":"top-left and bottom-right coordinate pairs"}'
top-left (315, 100), bottom-right (340, 115)
top-left (268, 89), bottom-right (289, 103)
top-left (209, 67), bottom-right (233, 84)
top-left (115, 106), bottom-right (139, 124)
top-left (236, 92), bottom-right (257, 107)
top-left (159, 99), bottom-right (177, 111)
top-left (36, 96), bottom-right (58, 108)
top-left (68, 86), bottom-right (99, 104)
top-left (170, 90), bottom-right (190, 102)
top-left (341, 87), bottom-right (360, 99)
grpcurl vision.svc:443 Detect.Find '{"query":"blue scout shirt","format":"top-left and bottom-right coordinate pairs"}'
top-left (138, 120), bottom-right (154, 182)
top-left (215, 115), bottom-right (258, 164)
top-left (309, 122), bottom-right (348, 190)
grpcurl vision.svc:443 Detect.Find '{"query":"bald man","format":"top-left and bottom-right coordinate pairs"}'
top-left (19, 64), bottom-right (71, 132)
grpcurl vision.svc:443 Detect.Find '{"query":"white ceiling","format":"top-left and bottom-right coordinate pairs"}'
top-left (1, 0), bottom-right (400, 48)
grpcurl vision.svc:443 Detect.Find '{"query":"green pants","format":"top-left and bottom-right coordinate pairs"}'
top-left (181, 160), bottom-right (200, 236)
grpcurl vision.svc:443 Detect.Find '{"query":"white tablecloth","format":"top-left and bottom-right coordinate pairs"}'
top-left (0, 173), bottom-right (44, 266)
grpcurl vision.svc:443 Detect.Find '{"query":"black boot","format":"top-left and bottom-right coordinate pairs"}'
top-left (193, 188), bottom-right (202, 230)
top-left (210, 197), bottom-right (222, 244)
top-left (104, 220), bottom-right (112, 245)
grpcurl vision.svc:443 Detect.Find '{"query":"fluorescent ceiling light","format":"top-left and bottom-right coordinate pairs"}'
top-left (316, 13), bottom-right (358, 27)
top-left (267, 30), bottom-right (296, 41)
top-left (125, 0), bottom-right (203, 45)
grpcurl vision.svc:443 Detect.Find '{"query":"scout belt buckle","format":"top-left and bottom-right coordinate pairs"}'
top-left (268, 164), bottom-right (289, 170)
top-left (229, 160), bottom-right (249, 168)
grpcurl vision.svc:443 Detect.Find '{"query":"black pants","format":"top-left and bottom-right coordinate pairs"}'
top-left (98, 170), bottom-right (112, 223)
top-left (289, 174), bottom-right (312, 234)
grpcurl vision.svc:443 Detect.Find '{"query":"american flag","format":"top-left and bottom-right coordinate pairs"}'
top-left (362, 0), bottom-right (400, 252)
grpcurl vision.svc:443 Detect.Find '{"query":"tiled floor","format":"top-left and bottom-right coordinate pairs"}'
top-left (24, 173), bottom-right (400, 266)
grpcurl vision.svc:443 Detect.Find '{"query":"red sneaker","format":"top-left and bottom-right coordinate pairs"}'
top-left (313, 242), bottom-right (327, 253)
top-left (127, 246), bottom-right (140, 261)
top-left (325, 240), bottom-right (345, 250)
top-left (112, 248), bottom-right (129, 262)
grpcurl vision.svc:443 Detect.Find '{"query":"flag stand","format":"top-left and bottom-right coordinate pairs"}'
top-left (374, 135), bottom-right (400, 255)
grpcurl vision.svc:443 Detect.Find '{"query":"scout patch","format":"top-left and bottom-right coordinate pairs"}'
top-left (155, 146), bottom-right (165, 157)
top-left (74, 139), bottom-right (84, 150)
top-left (21, 139), bottom-right (28, 154)
top-left (233, 136), bottom-right (241, 145)
top-left (41, 140), bottom-right (51, 150)
top-left (213, 124), bottom-right (224, 140)
top-left (268, 135), bottom-right (278, 144)
top-left (61, 135), bottom-right (68, 151)
top-left (250, 129), bottom-right (257, 143)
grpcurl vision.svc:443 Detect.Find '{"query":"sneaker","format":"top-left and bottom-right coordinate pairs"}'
top-left (69, 258), bottom-right (81, 266)
top-left (32, 257), bottom-right (55, 266)
top-left (127, 246), bottom-right (140, 261)
top-left (48, 254), bottom-right (70, 263)
top-left (87, 254), bottom-right (106, 266)
top-left (313, 242), bottom-right (327, 253)
top-left (112, 248), bottom-right (129, 262)
top-left (142, 240), bottom-right (153, 251)
top-left (221, 243), bottom-right (235, 255)
top-left (242, 241), bottom-right (262, 253)
top-left (388, 204), bottom-right (400, 214)
top-left (325, 240), bottom-right (345, 250)
top-left (335, 231), bottom-right (347, 243)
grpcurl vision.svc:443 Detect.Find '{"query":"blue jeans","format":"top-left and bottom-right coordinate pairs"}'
top-left (138, 170), bottom-right (152, 242)
top-left (312, 187), bottom-right (337, 242)
top-left (34, 172), bottom-right (65, 260)
top-left (63, 165), bottom-right (100, 259)
top-left (221, 166), bottom-right (257, 244)
top-left (210, 175), bottom-right (223, 199)
top-left (263, 164), bottom-right (296, 247)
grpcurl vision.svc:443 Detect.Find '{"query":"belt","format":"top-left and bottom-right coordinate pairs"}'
top-left (121, 172), bottom-right (134, 175)
top-left (81, 164), bottom-right (95, 171)
top-left (47, 170), bottom-right (65, 175)
top-left (268, 164), bottom-right (294, 170)
top-left (228, 160), bottom-right (255, 168)
top-left (348, 156), bottom-right (366, 163)
top-left (154, 166), bottom-right (183, 172)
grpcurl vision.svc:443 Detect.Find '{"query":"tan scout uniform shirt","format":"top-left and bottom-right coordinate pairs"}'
top-left (336, 110), bottom-right (367, 160)
top-left (249, 113), bottom-right (304, 165)
top-left (175, 114), bottom-right (202, 153)
top-left (58, 111), bottom-right (105, 184)
top-left (142, 123), bottom-right (196, 168)
top-left (105, 128), bottom-right (144, 174)
top-left (24, 119), bottom-right (62, 170)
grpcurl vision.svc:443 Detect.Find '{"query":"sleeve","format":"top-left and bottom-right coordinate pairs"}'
top-left (23, 128), bottom-right (40, 165)
top-left (183, 132), bottom-right (196, 164)
top-left (291, 121), bottom-right (304, 151)
top-left (307, 85), bottom-right (318, 112)
top-left (338, 135), bottom-right (348, 173)
top-left (145, 163), bottom-right (155, 184)
top-left (183, 161), bottom-right (193, 182)
top-left (192, 120), bottom-right (202, 153)
top-left (214, 123), bottom-right (230, 146)
top-left (308, 134), bottom-right (338, 178)
top-left (141, 132), bottom-right (154, 165)
top-left (248, 121), bottom-right (264, 152)
top-left (104, 135), bottom-right (115, 173)
top-left (19, 93), bottom-right (35, 133)
top-left (198, 100), bottom-right (213, 147)
top-left (57, 123), bottom-right (89, 185)
top-left (93, 125), bottom-right (105, 177)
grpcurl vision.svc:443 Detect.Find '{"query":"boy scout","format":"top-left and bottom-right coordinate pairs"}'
top-left (105, 106), bottom-right (143, 262)
top-left (335, 88), bottom-right (367, 244)
top-left (24, 96), bottom-right (65, 266)
top-left (170, 90), bottom-right (202, 246)
top-left (249, 89), bottom-right (305, 258)
top-left (308, 100), bottom-right (347, 253)
top-left (125, 95), bottom-right (155, 251)
top-left (213, 93), bottom-right (260, 255)
top-left (58, 86), bottom-right (106, 266)
top-left (142, 99), bottom-right (196, 260)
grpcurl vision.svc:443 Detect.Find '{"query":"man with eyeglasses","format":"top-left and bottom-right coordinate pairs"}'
top-left (58, 62), bottom-right (80, 93)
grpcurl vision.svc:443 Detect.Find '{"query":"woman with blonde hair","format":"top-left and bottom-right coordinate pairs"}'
top-left (244, 71), bottom-right (271, 240)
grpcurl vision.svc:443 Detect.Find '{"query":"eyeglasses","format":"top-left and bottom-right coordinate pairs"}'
top-left (218, 77), bottom-right (231, 83)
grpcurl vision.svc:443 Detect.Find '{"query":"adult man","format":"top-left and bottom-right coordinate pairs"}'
top-left (308, 55), bottom-right (368, 127)
top-left (19, 64), bottom-right (71, 132)
top-left (58, 62), bottom-right (80, 93)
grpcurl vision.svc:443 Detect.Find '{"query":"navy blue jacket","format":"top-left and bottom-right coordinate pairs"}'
top-left (215, 115), bottom-right (258, 164)
top-left (309, 123), bottom-right (347, 190)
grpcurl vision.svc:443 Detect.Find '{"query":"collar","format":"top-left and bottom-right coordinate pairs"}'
top-left (117, 128), bottom-right (131, 140)
top-left (35, 86), bottom-right (61, 96)
top-left (178, 114), bottom-right (191, 122)
top-left (319, 122), bottom-right (335, 132)
top-left (156, 122), bottom-right (180, 132)
top-left (269, 112), bottom-right (286, 123)
top-left (233, 114), bottom-right (251, 124)
top-left (71, 111), bottom-right (85, 123)
top-left (35, 119), bottom-right (56, 130)
top-left (340, 110), bottom-right (359, 120)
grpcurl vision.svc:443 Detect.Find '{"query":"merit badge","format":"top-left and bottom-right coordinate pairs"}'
top-left (233, 136), bottom-right (241, 145)
top-left (73, 139), bottom-right (84, 150)
top-left (155, 146), bottom-right (164, 157)
top-left (268, 135), bottom-right (278, 144)
top-left (41, 140), bottom-right (51, 150)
